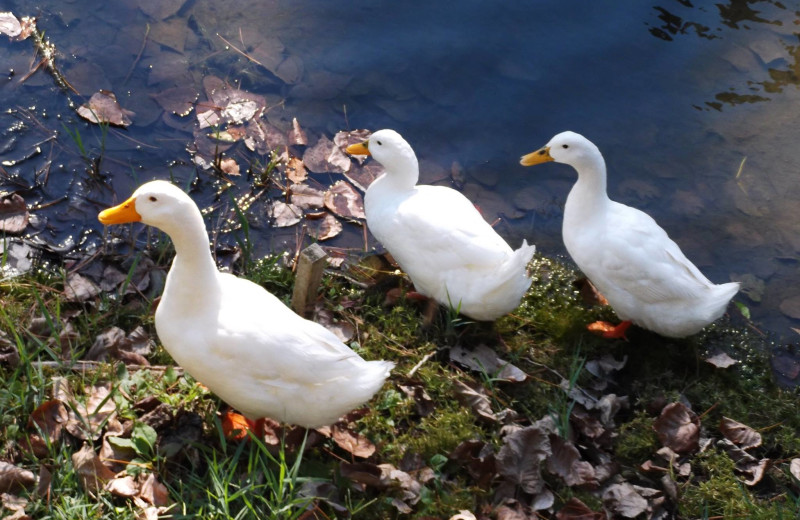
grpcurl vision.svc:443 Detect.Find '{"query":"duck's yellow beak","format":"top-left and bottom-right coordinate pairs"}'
top-left (98, 196), bottom-right (141, 225)
top-left (345, 141), bottom-right (370, 156)
top-left (520, 146), bottom-right (553, 166)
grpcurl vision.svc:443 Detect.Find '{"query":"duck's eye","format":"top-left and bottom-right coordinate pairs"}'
top-left (149, 196), bottom-right (157, 202)
top-left (376, 140), bottom-right (382, 146)
top-left (562, 144), bottom-right (569, 149)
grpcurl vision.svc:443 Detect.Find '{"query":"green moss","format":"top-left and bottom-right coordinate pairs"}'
top-left (615, 410), bottom-right (659, 465)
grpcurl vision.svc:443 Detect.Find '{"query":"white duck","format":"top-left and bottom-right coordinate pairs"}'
top-left (98, 180), bottom-right (394, 428)
top-left (520, 131), bottom-right (739, 338)
top-left (346, 129), bottom-right (535, 321)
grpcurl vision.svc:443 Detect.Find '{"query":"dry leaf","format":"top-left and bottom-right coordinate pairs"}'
top-left (397, 383), bottom-right (435, 418)
top-left (0, 461), bottom-right (36, 494)
top-left (106, 475), bottom-right (139, 497)
top-left (705, 350), bottom-right (738, 368)
top-left (546, 435), bottom-right (597, 487)
top-left (77, 90), bottom-right (133, 127)
top-left (67, 382), bottom-right (117, 441)
top-left (653, 402), bottom-right (700, 454)
top-left (324, 181), bottom-right (366, 220)
top-left (556, 497), bottom-right (606, 520)
top-left (449, 440), bottom-right (496, 487)
top-left (0, 193), bottom-right (29, 234)
top-left (72, 444), bottom-right (116, 495)
top-left (602, 482), bottom-right (648, 519)
top-left (268, 201), bottom-right (302, 228)
top-left (719, 417), bottom-right (762, 450)
top-left (495, 425), bottom-right (551, 494)
top-left (330, 426), bottom-right (376, 458)
top-left (449, 344), bottom-right (527, 382)
top-left (138, 472), bottom-right (171, 507)
top-left (449, 511), bottom-right (477, 520)
top-left (790, 458), bottom-right (800, 481)
top-left (454, 380), bottom-right (497, 423)
top-left (28, 399), bottom-right (69, 443)
top-left (305, 212), bottom-right (342, 241)
top-left (64, 273), bottom-right (101, 302)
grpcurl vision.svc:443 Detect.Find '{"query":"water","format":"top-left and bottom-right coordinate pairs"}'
top-left (1, 0), bottom-right (799, 343)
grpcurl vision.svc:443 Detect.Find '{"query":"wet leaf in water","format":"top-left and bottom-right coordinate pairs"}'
top-left (602, 483), bottom-right (648, 518)
top-left (333, 129), bottom-right (371, 158)
top-left (290, 183), bottom-right (324, 210)
top-left (148, 18), bottom-right (188, 53)
top-left (219, 157), bottom-right (240, 176)
top-left (449, 344), bottom-right (527, 382)
top-left (137, 0), bottom-right (186, 20)
top-left (704, 350), bottom-right (737, 368)
top-left (151, 86), bottom-right (198, 116)
top-left (274, 55), bottom-right (304, 84)
top-left (285, 157), bottom-right (307, 184)
top-left (0, 193), bottom-right (28, 234)
top-left (730, 272), bottom-right (764, 302)
top-left (304, 135), bottom-right (350, 174)
top-left (495, 425), bottom-right (551, 494)
top-left (719, 416), bottom-right (762, 450)
top-left (64, 272), bottom-right (101, 302)
top-left (0, 461), bottom-right (36, 494)
top-left (779, 294), bottom-right (800, 320)
top-left (344, 162), bottom-right (384, 192)
top-left (244, 118), bottom-right (287, 154)
top-left (72, 444), bottom-right (116, 496)
top-left (288, 117), bottom-right (307, 146)
top-left (268, 201), bottom-right (302, 228)
top-left (305, 212), bottom-right (343, 241)
top-left (0, 12), bottom-right (21, 38)
top-left (77, 91), bottom-right (134, 127)
top-left (653, 402), bottom-right (699, 454)
top-left (324, 180), bottom-right (366, 220)
top-left (771, 353), bottom-right (800, 380)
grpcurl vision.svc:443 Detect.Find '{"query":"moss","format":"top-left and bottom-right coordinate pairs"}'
top-left (615, 410), bottom-right (659, 465)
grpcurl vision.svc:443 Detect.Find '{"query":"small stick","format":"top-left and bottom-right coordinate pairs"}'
top-left (407, 352), bottom-right (434, 378)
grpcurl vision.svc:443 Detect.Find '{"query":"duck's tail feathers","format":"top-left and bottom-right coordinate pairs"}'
top-left (702, 281), bottom-right (740, 322)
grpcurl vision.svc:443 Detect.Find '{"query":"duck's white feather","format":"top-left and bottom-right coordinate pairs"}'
top-left (100, 180), bottom-right (393, 428)
top-left (355, 130), bottom-right (535, 321)
top-left (523, 131), bottom-right (738, 338)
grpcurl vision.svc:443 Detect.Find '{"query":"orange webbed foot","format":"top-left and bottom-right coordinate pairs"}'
top-left (587, 320), bottom-right (632, 340)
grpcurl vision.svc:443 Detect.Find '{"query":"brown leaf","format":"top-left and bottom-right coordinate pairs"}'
top-left (305, 212), bottom-right (343, 241)
top-left (344, 162), bottom-right (384, 192)
top-left (330, 426), bottom-right (376, 458)
top-left (454, 380), bottom-right (497, 423)
top-left (324, 181), bottom-right (366, 220)
top-left (719, 417), bottom-right (762, 450)
top-left (705, 350), bottom-right (738, 369)
top-left (0, 193), bottom-right (28, 234)
top-left (64, 272), bottom-right (101, 302)
top-left (67, 382), bottom-right (117, 441)
top-left (739, 457), bottom-right (770, 486)
top-left (290, 183), bottom-right (324, 210)
top-left (77, 90), bottom-right (133, 127)
top-left (286, 157), bottom-right (308, 183)
top-left (28, 399), bottom-right (69, 443)
top-left (268, 201), bottom-right (302, 228)
top-left (449, 440), bottom-right (495, 488)
top-left (0, 333), bottom-right (20, 366)
top-left (219, 157), bottom-right (240, 176)
top-left (397, 383), bottom-right (435, 418)
top-left (243, 118), bottom-right (286, 154)
top-left (288, 117), bottom-right (307, 146)
top-left (495, 425), bottom-right (551, 494)
top-left (333, 129), bottom-right (371, 157)
top-left (151, 86), bottom-right (198, 116)
top-left (303, 135), bottom-right (350, 174)
top-left (556, 497), bottom-right (606, 520)
top-left (790, 458), bottom-right (800, 481)
top-left (573, 277), bottom-right (609, 306)
top-left (138, 472), bottom-right (171, 507)
top-left (314, 306), bottom-right (355, 343)
top-left (449, 344), bottom-right (527, 382)
top-left (546, 435), bottom-right (597, 488)
top-left (0, 461), bottom-right (36, 494)
top-left (653, 402), bottom-right (700, 454)
top-left (106, 475), bottom-right (139, 497)
top-left (72, 444), bottom-right (116, 496)
top-left (602, 482), bottom-right (648, 519)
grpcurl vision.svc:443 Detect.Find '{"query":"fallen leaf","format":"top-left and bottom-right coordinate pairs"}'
top-left (314, 305), bottom-right (355, 343)
top-left (72, 444), bottom-right (116, 496)
top-left (653, 402), bottom-right (700, 454)
top-left (397, 383), bottom-right (435, 418)
top-left (28, 399), bottom-right (69, 443)
top-left (0, 193), bottom-right (28, 234)
top-left (556, 497), bottom-right (606, 520)
top-left (495, 425), bottom-right (551, 495)
top-left (221, 410), bottom-right (251, 441)
top-left (779, 295), bottom-right (800, 320)
top-left (290, 183), bottom-right (324, 210)
top-left (151, 86), bottom-right (198, 116)
top-left (77, 90), bottom-right (133, 127)
top-left (268, 201), bottom-right (302, 227)
top-left (547, 434), bottom-right (597, 487)
top-left (305, 212), bottom-right (342, 241)
top-left (333, 129), bottom-right (371, 158)
top-left (243, 118), bottom-right (287, 154)
top-left (106, 475), bottom-right (138, 497)
top-left (719, 417), bottom-right (762, 450)
top-left (0, 461), bottom-right (36, 494)
top-left (449, 511), bottom-right (477, 520)
top-left (602, 482), bottom-right (648, 519)
top-left (573, 277), bottom-right (609, 306)
top-left (219, 157), bottom-right (240, 176)
top-left (790, 458), bottom-right (800, 480)
top-left (138, 473), bottom-right (171, 507)
top-left (330, 426), bottom-right (376, 458)
top-left (449, 440), bottom-right (496, 488)
top-left (0, 12), bottom-right (22, 37)
top-left (449, 344), bottom-right (527, 382)
top-left (303, 135), bottom-right (350, 174)
top-left (344, 162), bottom-right (384, 192)
top-left (285, 156), bottom-right (308, 183)
top-left (454, 380), bottom-right (497, 423)
top-left (288, 117), bottom-right (307, 146)
top-left (704, 350), bottom-right (738, 369)
top-left (67, 382), bottom-right (117, 441)
top-left (64, 272), bottom-right (101, 302)
top-left (324, 181), bottom-right (366, 220)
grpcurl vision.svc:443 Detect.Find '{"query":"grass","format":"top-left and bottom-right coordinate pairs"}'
top-left (0, 245), bottom-right (799, 518)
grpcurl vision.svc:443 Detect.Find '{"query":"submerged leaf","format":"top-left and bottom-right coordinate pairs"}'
top-left (77, 90), bottom-right (133, 127)
top-left (290, 183), bottom-right (324, 210)
top-left (0, 193), bottom-right (29, 234)
top-left (305, 212), bottom-right (342, 241)
top-left (285, 156), bottom-right (308, 183)
top-left (324, 180), bottom-right (366, 220)
top-left (268, 201), bottom-right (302, 228)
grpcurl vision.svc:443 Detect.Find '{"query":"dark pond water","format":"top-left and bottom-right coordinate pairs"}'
top-left (2, 0), bottom-right (800, 347)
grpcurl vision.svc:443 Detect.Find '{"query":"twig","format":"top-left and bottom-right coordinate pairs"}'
top-left (123, 23), bottom-right (150, 85)
top-left (407, 352), bottom-right (433, 378)
top-left (218, 33), bottom-right (263, 67)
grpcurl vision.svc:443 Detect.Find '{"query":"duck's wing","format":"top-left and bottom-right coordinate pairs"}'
top-left (591, 202), bottom-right (715, 304)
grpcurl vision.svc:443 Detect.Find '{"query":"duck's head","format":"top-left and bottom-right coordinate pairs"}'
top-left (520, 131), bottom-right (601, 170)
top-left (98, 180), bottom-right (196, 232)
top-left (346, 129), bottom-right (419, 182)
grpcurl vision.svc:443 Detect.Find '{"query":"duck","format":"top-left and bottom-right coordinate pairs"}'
top-left (345, 129), bottom-right (535, 322)
top-left (98, 180), bottom-right (394, 428)
top-left (520, 131), bottom-right (739, 338)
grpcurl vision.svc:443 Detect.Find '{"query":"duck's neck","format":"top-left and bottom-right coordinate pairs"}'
top-left (161, 206), bottom-right (220, 296)
top-left (564, 151), bottom-right (611, 224)
top-left (373, 151), bottom-right (420, 193)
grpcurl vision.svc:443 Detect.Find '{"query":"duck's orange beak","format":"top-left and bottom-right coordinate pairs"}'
top-left (520, 146), bottom-right (553, 166)
top-left (345, 141), bottom-right (370, 156)
top-left (98, 196), bottom-right (141, 225)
